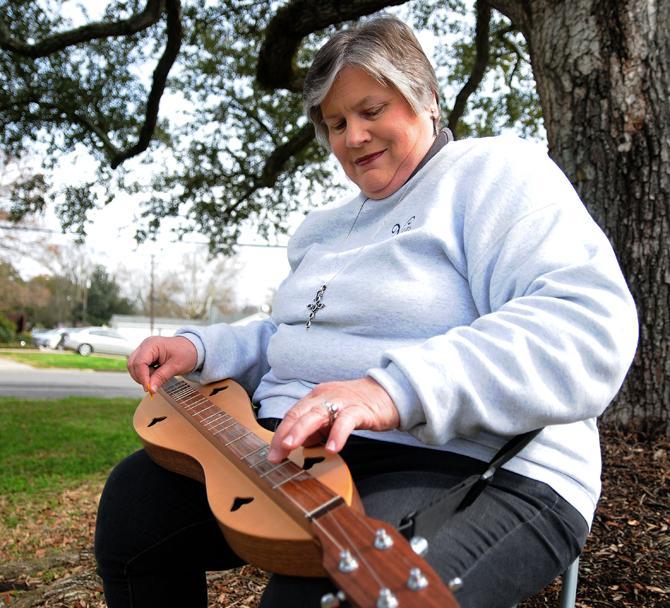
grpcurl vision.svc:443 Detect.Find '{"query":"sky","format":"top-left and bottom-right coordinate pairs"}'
top-left (3, 2), bottom-right (454, 309)
top-left (3, 1), bottom-right (382, 309)
top-left (1, 3), bottom-right (281, 308)
top-left (15, 158), bottom-right (305, 309)
top-left (9, 135), bottom-right (355, 309)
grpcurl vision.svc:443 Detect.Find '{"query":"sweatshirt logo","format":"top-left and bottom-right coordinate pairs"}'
top-left (392, 215), bottom-right (415, 235)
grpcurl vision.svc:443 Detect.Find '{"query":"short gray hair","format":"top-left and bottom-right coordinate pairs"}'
top-left (303, 16), bottom-right (440, 147)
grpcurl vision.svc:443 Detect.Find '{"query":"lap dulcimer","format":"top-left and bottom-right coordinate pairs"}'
top-left (134, 377), bottom-right (458, 608)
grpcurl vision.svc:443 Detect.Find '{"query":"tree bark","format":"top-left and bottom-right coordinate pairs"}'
top-left (493, 0), bottom-right (670, 432)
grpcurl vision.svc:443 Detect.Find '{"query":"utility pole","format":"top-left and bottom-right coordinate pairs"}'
top-left (149, 254), bottom-right (155, 335)
top-left (82, 280), bottom-right (88, 325)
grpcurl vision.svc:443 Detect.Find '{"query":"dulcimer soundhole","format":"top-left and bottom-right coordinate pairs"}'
top-left (134, 377), bottom-right (358, 577)
top-left (133, 377), bottom-right (458, 607)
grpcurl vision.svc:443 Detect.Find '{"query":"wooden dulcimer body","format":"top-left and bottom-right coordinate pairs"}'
top-left (134, 377), bottom-right (357, 576)
top-left (134, 377), bottom-right (458, 608)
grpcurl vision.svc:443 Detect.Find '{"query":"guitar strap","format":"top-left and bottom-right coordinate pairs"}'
top-left (257, 416), bottom-right (543, 541)
top-left (397, 428), bottom-right (543, 541)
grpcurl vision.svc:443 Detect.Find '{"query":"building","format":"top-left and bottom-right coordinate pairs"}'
top-left (110, 310), bottom-right (268, 347)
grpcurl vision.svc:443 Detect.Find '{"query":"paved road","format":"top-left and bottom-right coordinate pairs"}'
top-left (0, 357), bottom-right (144, 399)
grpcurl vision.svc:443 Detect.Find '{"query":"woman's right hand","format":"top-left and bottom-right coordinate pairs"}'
top-left (127, 336), bottom-right (198, 394)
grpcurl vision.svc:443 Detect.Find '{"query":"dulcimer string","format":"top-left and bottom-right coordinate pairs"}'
top-left (160, 378), bottom-right (400, 579)
top-left (317, 508), bottom-right (388, 590)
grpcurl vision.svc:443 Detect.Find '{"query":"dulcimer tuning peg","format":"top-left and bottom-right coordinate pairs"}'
top-left (377, 587), bottom-right (399, 608)
top-left (374, 527), bottom-right (394, 549)
top-left (448, 576), bottom-right (464, 591)
top-left (407, 566), bottom-right (429, 591)
top-left (320, 590), bottom-right (347, 608)
top-left (409, 535), bottom-right (429, 557)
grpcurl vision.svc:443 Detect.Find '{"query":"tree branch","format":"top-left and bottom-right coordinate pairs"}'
top-left (3, 97), bottom-right (121, 158)
top-left (219, 122), bottom-right (317, 220)
top-left (3, 1), bottom-right (182, 170)
top-left (223, 146), bottom-right (248, 173)
top-left (257, 0), bottom-right (405, 92)
top-left (0, 0), bottom-right (164, 58)
top-left (260, 123), bottom-right (315, 187)
top-left (488, 0), bottom-right (531, 38)
top-left (497, 28), bottom-right (526, 60)
top-left (228, 96), bottom-right (278, 144)
top-left (110, 0), bottom-right (182, 168)
top-left (447, 0), bottom-right (492, 131)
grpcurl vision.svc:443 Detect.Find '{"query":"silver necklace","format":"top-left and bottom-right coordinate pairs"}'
top-left (305, 196), bottom-right (369, 330)
top-left (304, 182), bottom-right (413, 330)
top-left (305, 133), bottom-right (448, 329)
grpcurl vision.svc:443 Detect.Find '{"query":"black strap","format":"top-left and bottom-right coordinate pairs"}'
top-left (398, 428), bottom-right (543, 540)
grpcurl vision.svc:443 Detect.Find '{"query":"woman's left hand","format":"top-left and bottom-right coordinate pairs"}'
top-left (267, 377), bottom-right (400, 463)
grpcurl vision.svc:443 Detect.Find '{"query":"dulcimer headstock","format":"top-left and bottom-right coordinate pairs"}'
top-left (311, 503), bottom-right (459, 608)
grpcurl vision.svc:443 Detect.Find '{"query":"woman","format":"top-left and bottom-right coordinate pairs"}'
top-left (95, 16), bottom-right (638, 608)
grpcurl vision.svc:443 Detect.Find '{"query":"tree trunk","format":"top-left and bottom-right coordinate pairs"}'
top-left (492, 0), bottom-right (670, 433)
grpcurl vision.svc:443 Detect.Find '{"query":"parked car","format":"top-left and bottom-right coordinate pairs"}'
top-left (31, 327), bottom-right (73, 349)
top-left (61, 327), bottom-right (135, 357)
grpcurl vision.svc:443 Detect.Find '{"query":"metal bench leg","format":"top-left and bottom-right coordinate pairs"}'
top-left (558, 556), bottom-right (580, 608)
top-left (509, 556), bottom-right (579, 608)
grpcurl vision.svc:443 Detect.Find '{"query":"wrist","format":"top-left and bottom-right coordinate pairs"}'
top-left (174, 335), bottom-right (199, 372)
top-left (363, 376), bottom-right (400, 429)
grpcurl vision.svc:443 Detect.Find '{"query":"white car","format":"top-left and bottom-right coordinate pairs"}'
top-left (61, 327), bottom-right (135, 357)
top-left (31, 327), bottom-right (72, 349)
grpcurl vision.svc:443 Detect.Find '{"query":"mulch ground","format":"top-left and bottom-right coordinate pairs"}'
top-left (1, 425), bottom-right (668, 608)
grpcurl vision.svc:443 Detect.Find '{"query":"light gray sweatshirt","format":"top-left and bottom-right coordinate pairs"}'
top-left (179, 135), bottom-right (638, 526)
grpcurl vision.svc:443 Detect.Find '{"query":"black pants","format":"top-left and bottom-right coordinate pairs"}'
top-left (95, 436), bottom-right (588, 608)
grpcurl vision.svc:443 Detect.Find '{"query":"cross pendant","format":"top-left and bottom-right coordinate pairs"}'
top-left (305, 284), bottom-right (327, 330)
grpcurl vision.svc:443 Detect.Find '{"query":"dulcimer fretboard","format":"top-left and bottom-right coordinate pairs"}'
top-left (160, 377), bottom-right (344, 523)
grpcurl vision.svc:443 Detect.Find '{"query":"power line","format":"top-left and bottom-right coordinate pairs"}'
top-left (0, 223), bottom-right (57, 233)
top-left (0, 223), bottom-right (288, 248)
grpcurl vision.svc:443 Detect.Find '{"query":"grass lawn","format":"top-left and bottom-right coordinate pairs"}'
top-left (0, 350), bottom-right (128, 371)
top-left (0, 396), bottom-right (142, 562)
top-left (0, 395), bottom-right (141, 505)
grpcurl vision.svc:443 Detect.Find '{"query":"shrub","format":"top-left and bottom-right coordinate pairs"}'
top-left (0, 314), bottom-right (15, 344)
top-left (17, 331), bottom-right (33, 346)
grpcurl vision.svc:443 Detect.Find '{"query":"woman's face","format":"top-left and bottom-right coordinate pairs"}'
top-left (320, 66), bottom-right (436, 200)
